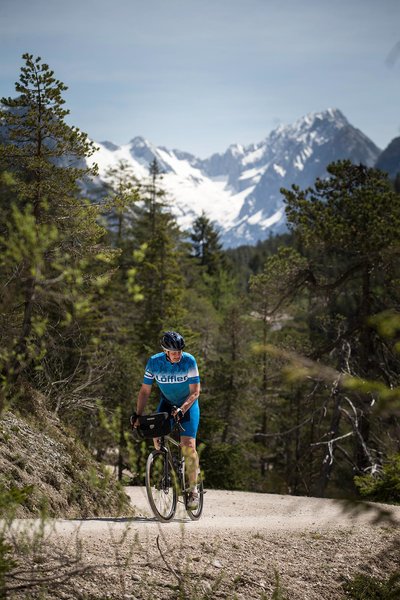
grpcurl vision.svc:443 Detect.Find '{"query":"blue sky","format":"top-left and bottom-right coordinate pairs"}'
top-left (1, 0), bottom-right (400, 157)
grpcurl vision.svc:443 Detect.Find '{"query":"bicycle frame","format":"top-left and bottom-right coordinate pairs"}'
top-left (162, 433), bottom-right (187, 490)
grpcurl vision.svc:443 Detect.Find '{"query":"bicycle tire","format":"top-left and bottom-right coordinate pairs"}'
top-left (145, 450), bottom-right (177, 522)
top-left (184, 468), bottom-right (204, 521)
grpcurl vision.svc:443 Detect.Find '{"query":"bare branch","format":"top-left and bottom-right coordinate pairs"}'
top-left (156, 534), bottom-right (182, 584)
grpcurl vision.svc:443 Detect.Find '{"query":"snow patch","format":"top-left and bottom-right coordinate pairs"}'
top-left (273, 164), bottom-right (286, 177)
top-left (239, 165), bottom-right (267, 182)
top-left (242, 144), bottom-right (265, 166)
top-left (259, 208), bottom-right (285, 229)
top-left (157, 148), bottom-right (201, 178)
top-left (293, 155), bottom-right (304, 171)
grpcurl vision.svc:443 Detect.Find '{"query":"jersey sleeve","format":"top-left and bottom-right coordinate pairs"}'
top-left (187, 356), bottom-right (200, 384)
top-left (143, 358), bottom-right (155, 385)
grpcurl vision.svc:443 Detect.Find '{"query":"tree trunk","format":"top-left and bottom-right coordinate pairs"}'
top-left (260, 312), bottom-right (268, 475)
top-left (11, 271), bottom-right (38, 381)
top-left (117, 408), bottom-right (125, 481)
top-left (222, 312), bottom-right (238, 443)
top-left (356, 262), bottom-right (373, 471)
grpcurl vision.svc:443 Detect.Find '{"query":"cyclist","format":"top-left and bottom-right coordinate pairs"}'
top-left (133, 331), bottom-right (201, 509)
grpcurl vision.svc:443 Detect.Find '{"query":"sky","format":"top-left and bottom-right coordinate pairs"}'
top-left (1, 0), bottom-right (400, 157)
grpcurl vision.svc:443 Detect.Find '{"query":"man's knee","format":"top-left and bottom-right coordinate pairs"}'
top-left (180, 437), bottom-right (196, 451)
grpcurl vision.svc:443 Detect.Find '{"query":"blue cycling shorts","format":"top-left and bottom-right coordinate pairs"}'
top-left (157, 396), bottom-right (200, 439)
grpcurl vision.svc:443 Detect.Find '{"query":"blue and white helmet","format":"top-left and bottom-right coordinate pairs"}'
top-left (160, 331), bottom-right (185, 351)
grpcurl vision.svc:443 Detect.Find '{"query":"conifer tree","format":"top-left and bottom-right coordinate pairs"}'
top-left (249, 247), bottom-right (310, 478)
top-left (78, 160), bottom-right (144, 477)
top-left (190, 211), bottom-right (233, 310)
top-left (101, 159), bottom-right (140, 246)
top-left (0, 54), bottom-right (110, 407)
top-left (131, 159), bottom-right (186, 352)
top-left (279, 161), bottom-right (400, 487)
top-left (191, 211), bottom-right (224, 275)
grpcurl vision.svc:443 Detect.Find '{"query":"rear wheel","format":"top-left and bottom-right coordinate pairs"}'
top-left (145, 451), bottom-right (177, 522)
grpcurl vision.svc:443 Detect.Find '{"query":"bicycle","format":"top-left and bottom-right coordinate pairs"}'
top-left (131, 411), bottom-right (204, 523)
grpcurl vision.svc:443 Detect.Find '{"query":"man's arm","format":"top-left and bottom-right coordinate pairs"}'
top-left (177, 382), bottom-right (200, 415)
top-left (133, 383), bottom-right (152, 427)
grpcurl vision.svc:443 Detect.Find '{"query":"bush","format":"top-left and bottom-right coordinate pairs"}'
top-left (354, 454), bottom-right (400, 505)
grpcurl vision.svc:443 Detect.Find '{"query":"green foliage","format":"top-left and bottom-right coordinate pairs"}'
top-left (226, 232), bottom-right (294, 290)
top-left (354, 454), bottom-right (400, 504)
top-left (0, 482), bottom-right (34, 595)
top-left (0, 53), bottom-right (97, 210)
top-left (0, 535), bottom-right (16, 599)
top-left (0, 482), bottom-right (33, 519)
top-left (283, 161), bottom-right (400, 256)
top-left (101, 158), bottom-right (140, 245)
top-left (201, 442), bottom-right (251, 490)
top-left (0, 54), bottom-right (109, 414)
top-left (130, 158), bottom-right (187, 349)
top-left (342, 572), bottom-right (400, 599)
top-left (249, 246), bottom-right (309, 316)
top-left (271, 570), bottom-right (289, 600)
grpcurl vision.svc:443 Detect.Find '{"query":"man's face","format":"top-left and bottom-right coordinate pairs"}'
top-left (166, 350), bottom-right (182, 363)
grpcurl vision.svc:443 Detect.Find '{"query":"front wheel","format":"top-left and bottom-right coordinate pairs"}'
top-left (145, 450), bottom-right (177, 522)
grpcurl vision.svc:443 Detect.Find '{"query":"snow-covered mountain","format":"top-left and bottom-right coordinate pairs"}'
top-left (88, 108), bottom-right (380, 247)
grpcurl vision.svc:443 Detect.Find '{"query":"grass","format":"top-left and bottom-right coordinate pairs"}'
top-left (342, 572), bottom-right (400, 599)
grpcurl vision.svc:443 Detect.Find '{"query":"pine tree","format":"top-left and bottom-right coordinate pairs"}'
top-left (101, 159), bottom-right (140, 246)
top-left (191, 211), bottom-right (224, 275)
top-left (248, 248), bottom-right (311, 481)
top-left (279, 160), bottom-right (400, 488)
top-left (0, 54), bottom-right (110, 408)
top-left (190, 211), bottom-right (233, 310)
top-left (131, 159), bottom-right (186, 352)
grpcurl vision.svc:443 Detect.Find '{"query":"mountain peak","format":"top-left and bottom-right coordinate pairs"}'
top-left (312, 107), bottom-right (346, 121)
top-left (375, 136), bottom-right (400, 178)
top-left (273, 108), bottom-right (349, 139)
top-left (227, 143), bottom-right (245, 157)
top-left (129, 135), bottom-right (150, 148)
top-left (299, 108), bottom-right (348, 126)
top-left (99, 140), bottom-right (120, 152)
top-left (88, 108), bottom-right (381, 248)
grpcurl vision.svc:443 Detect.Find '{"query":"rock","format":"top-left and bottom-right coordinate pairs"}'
top-left (212, 559), bottom-right (223, 568)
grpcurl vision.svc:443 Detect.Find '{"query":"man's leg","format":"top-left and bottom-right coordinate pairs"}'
top-left (180, 436), bottom-right (199, 490)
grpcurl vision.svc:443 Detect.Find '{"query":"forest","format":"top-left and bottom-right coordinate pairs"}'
top-left (1, 53), bottom-right (399, 512)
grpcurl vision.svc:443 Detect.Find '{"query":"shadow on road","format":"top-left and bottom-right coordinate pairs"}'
top-left (68, 516), bottom-right (190, 524)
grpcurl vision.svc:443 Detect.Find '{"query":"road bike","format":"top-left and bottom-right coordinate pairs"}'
top-left (131, 411), bottom-right (204, 523)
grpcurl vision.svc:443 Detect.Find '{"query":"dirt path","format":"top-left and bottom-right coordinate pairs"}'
top-left (10, 488), bottom-right (400, 599)
top-left (49, 486), bottom-right (400, 534)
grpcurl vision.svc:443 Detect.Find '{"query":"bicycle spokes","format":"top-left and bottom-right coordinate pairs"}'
top-left (145, 451), bottom-right (177, 522)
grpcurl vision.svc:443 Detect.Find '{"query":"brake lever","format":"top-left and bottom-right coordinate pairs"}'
top-left (171, 406), bottom-right (185, 432)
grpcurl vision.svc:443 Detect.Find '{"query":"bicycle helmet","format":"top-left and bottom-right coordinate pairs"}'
top-left (160, 331), bottom-right (185, 351)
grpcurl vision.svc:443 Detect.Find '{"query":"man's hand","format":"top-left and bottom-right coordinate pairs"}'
top-left (130, 413), bottom-right (140, 429)
top-left (171, 407), bottom-right (184, 421)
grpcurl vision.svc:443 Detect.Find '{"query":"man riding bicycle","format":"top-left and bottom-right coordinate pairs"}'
top-left (133, 331), bottom-right (201, 509)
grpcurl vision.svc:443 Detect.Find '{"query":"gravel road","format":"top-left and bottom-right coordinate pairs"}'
top-left (9, 488), bottom-right (400, 599)
top-left (50, 486), bottom-right (400, 535)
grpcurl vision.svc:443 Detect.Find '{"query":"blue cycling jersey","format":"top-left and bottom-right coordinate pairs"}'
top-left (143, 352), bottom-right (200, 406)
